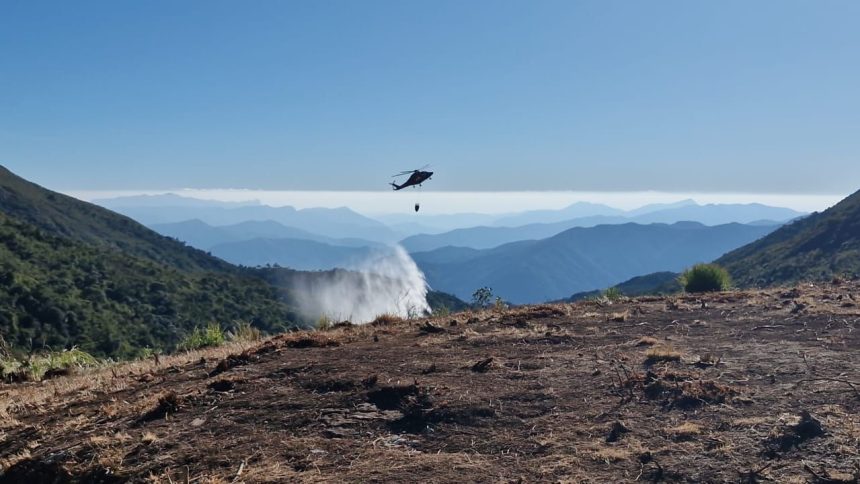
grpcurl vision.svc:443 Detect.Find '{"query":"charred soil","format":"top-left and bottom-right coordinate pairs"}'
top-left (3, 282), bottom-right (860, 482)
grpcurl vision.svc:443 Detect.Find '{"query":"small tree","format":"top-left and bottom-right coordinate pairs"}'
top-left (602, 287), bottom-right (623, 301)
top-left (679, 264), bottom-right (731, 293)
top-left (177, 323), bottom-right (226, 351)
top-left (472, 286), bottom-right (493, 308)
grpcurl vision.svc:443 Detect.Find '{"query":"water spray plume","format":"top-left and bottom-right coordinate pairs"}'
top-left (288, 245), bottom-right (430, 324)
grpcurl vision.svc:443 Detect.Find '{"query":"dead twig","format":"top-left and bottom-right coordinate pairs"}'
top-left (232, 460), bottom-right (246, 483)
top-left (738, 462), bottom-right (773, 483)
top-left (796, 378), bottom-right (860, 398)
top-left (802, 462), bottom-right (859, 483)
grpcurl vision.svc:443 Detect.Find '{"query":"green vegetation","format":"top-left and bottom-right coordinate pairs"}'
top-left (431, 305), bottom-right (451, 317)
top-left (602, 287), bottom-right (623, 301)
top-left (426, 290), bottom-right (468, 313)
top-left (567, 271), bottom-right (682, 302)
top-left (0, 166), bottom-right (231, 273)
top-left (0, 212), bottom-right (297, 358)
top-left (1, 347), bottom-right (100, 382)
top-left (717, 189), bottom-right (860, 287)
top-left (679, 264), bottom-right (732, 293)
top-left (472, 286), bottom-right (494, 308)
top-left (0, 166), bottom-right (305, 359)
top-left (177, 323), bottom-right (227, 351)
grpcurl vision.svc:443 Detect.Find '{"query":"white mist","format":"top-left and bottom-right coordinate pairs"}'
top-left (289, 245), bottom-right (430, 324)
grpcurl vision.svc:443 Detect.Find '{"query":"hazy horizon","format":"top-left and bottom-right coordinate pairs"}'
top-left (67, 188), bottom-right (845, 215)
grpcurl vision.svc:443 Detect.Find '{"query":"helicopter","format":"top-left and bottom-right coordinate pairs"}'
top-left (390, 166), bottom-right (433, 212)
top-left (390, 166), bottom-right (433, 190)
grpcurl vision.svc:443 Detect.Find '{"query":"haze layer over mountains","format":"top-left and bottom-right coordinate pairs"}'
top-left (95, 193), bottom-right (806, 303)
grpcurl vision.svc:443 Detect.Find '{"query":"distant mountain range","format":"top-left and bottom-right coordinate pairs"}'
top-left (96, 195), bottom-right (398, 243)
top-left (90, 192), bottom-right (819, 306)
top-left (210, 238), bottom-right (385, 271)
top-left (151, 219), bottom-right (380, 251)
top-left (490, 201), bottom-right (626, 226)
top-left (717, 189), bottom-right (860, 286)
top-left (412, 221), bottom-right (779, 303)
top-left (561, 190), bottom-right (859, 298)
top-left (401, 202), bottom-right (801, 252)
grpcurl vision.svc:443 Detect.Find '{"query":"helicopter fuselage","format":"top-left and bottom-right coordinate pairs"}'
top-left (392, 170), bottom-right (433, 190)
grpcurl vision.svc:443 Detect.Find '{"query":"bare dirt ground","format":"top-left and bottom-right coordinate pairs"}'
top-left (2, 281), bottom-right (860, 483)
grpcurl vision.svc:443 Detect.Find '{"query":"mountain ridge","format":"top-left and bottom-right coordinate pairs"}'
top-left (717, 189), bottom-right (860, 286)
top-left (401, 204), bottom-right (798, 252)
top-left (414, 221), bottom-right (778, 303)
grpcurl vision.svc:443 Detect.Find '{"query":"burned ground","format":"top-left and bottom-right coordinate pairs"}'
top-left (2, 282), bottom-right (860, 483)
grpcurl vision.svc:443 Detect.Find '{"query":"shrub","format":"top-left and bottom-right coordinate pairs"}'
top-left (493, 296), bottom-right (507, 311)
top-left (472, 286), bottom-right (493, 308)
top-left (315, 315), bottom-right (334, 331)
top-left (177, 323), bottom-right (226, 351)
top-left (431, 305), bottom-right (451, 318)
top-left (602, 287), bottom-right (623, 301)
top-left (679, 264), bottom-right (731, 293)
top-left (370, 313), bottom-right (402, 326)
top-left (2, 347), bottom-right (100, 382)
top-left (231, 320), bottom-right (262, 342)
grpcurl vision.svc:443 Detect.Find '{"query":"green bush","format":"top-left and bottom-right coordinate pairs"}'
top-left (431, 305), bottom-right (451, 318)
top-left (177, 323), bottom-right (226, 351)
top-left (679, 264), bottom-right (732, 293)
top-left (1, 347), bottom-right (100, 382)
top-left (602, 287), bottom-right (623, 301)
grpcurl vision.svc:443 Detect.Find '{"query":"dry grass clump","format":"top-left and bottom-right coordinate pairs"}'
top-left (283, 332), bottom-right (341, 349)
top-left (732, 416), bottom-right (770, 428)
top-left (635, 336), bottom-right (659, 347)
top-left (371, 313), bottom-right (404, 326)
top-left (622, 368), bottom-right (738, 408)
top-left (609, 310), bottom-right (630, 322)
top-left (667, 422), bottom-right (703, 440)
top-left (0, 448), bottom-right (31, 471)
top-left (230, 321), bottom-right (263, 342)
top-left (674, 379), bottom-right (737, 406)
top-left (139, 391), bottom-right (183, 422)
top-left (590, 446), bottom-right (630, 463)
top-left (692, 352), bottom-right (721, 368)
top-left (141, 431), bottom-right (158, 445)
top-left (644, 345), bottom-right (682, 364)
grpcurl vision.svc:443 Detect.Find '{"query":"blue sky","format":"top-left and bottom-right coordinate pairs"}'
top-left (2, 0), bottom-right (858, 193)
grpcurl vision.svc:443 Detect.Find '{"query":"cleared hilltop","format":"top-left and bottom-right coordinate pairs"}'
top-left (3, 281), bottom-right (859, 482)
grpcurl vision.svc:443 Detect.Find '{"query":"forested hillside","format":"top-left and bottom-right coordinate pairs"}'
top-left (0, 212), bottom-right (297, 357)
top-left (718, 189), bottom-right (860, 286)
top-left (0, 166), bottom-right (303, 357)
top-left (0, 166), bottom-right (230, 272)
